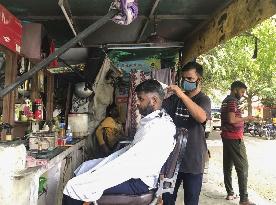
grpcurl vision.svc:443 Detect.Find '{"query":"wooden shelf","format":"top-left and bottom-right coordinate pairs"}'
top-left (14, 121), bottom-right (31, 126)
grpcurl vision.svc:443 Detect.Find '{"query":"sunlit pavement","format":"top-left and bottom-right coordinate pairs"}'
top-left (175, 130), bottom-right (276, 205)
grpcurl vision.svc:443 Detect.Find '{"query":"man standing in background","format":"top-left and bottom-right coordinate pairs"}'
top-left (221, 81), bottom-right (255, 205)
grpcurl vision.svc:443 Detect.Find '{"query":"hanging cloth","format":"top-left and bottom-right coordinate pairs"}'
top-left (49, 40), bottom-right (59, 68)
top-left (152, 68), bottom-right (176, 98)
top-left (125, 70), bottom-right (150, 137)
top-left (151, 68), bottom-right (173, 86)
top-left (110, 0), bottom-right (138, 25)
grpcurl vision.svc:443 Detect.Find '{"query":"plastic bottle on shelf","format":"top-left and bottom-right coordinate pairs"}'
top-left (59, 122), bottom-right (65, 138)
top-left (57, 122), bottom-right (65, 146)
top-left (65, 125), bottom-right (73, 144)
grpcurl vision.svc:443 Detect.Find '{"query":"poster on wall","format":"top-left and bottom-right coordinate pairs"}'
top-left (115, 59), bottom-right (161, 74)
top-left (116, 87), bottom-right (128, 104)
top-left (0, 4), bottom-right (22, 54)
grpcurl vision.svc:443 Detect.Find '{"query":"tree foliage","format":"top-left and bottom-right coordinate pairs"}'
top-left (198, 17), bottom-right (276, 115)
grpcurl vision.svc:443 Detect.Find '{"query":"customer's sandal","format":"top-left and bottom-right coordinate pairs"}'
top-left (239, 200), bottom-right (256, 205)
top-left (226, 193), bottom-right (239, 200)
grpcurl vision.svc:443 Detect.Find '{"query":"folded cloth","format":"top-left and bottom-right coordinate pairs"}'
top-left (110, 0), bottom-right (138, 25)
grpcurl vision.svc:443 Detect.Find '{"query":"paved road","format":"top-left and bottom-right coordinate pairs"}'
top-left (175, 130), bottom-right (276, 205)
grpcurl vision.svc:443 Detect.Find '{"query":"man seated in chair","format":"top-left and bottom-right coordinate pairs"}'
top-left (63, 79), bottom-right (176, 205)
top-left (96, 104), bottom-right (124, 157)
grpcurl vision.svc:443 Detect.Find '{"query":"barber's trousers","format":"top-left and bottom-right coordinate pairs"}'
top-left (163, 172), bottom-right (203, 205)
top-left (62, 178), bottom-right (149, 205)
top-left (222, 138), bottom-right (249, 202)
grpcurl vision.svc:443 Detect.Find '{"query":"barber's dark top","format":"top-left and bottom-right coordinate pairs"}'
top-left (163, 92), bottom-right (211, 174)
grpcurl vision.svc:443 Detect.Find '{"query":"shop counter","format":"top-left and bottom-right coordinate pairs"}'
top-left (12, 138), bottom-right (86, 205)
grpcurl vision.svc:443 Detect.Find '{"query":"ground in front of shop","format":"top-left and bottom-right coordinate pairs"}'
top-left (175, 130), bottom-right (276, 205)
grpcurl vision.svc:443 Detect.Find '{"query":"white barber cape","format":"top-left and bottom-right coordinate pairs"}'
top-left (63, 109), bottom-right (176, 202)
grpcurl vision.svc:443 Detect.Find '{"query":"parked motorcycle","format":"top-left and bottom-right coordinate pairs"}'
top-left (244, 122), bottom-right (251, 134)
top-left (247, 122), bottom-right (263, 137)
top-left (262, 123), bottom-right (276, 140)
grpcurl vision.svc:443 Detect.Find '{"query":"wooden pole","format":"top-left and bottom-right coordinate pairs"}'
top-left (64, 83), bottom-right (72, 129)
top-left (46, 71), bottom-right (54, 121)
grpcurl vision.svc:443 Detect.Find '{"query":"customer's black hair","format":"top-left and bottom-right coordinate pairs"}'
top-left (181, 61), bottom-right (203, 77)
top-left (135, 79), bottom-right (165, 100)
top-left (231, 81), bottom-right (247, 90)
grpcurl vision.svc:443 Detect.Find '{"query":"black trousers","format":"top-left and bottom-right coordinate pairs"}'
top-left (162, 172), bottom-right (203, 205)
top-left (62, 178), bottom-right (149, 205)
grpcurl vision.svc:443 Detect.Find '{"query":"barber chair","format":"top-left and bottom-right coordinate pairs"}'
top-left (91, 128), bottom-right (188, 205)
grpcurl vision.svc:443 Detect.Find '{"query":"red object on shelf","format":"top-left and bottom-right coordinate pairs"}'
top-left (57, 138), bottom-right (65, 146)
top-left (49, 40), bottom-right (59, 67)
top-left (0, 4), bottom-right (22, 53)
top-left (34, 99), bottom-right (42, 120)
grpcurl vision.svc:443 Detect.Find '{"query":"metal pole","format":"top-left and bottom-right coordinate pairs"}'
top-left (0, 9), bottom-right (118, 98)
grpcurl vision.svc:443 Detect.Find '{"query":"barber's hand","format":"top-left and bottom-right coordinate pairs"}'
top-left (167, 85), bottom-right (184, 98)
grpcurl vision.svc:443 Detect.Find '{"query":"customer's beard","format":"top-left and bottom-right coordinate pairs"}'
top-left (139, 104), bottom-right (155, 117)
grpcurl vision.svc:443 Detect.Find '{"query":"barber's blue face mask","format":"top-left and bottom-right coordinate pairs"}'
top-left (182, 80), bottom-right (197, 92)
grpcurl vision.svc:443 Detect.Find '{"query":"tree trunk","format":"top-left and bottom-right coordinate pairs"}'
top-left (247, 93), bottom-right (253, 117)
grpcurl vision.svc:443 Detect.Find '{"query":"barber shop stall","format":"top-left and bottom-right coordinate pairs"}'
top-left (0, 2), bottom-right (184, 204)
top-left (1, 0), bottom-right (270, 204)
